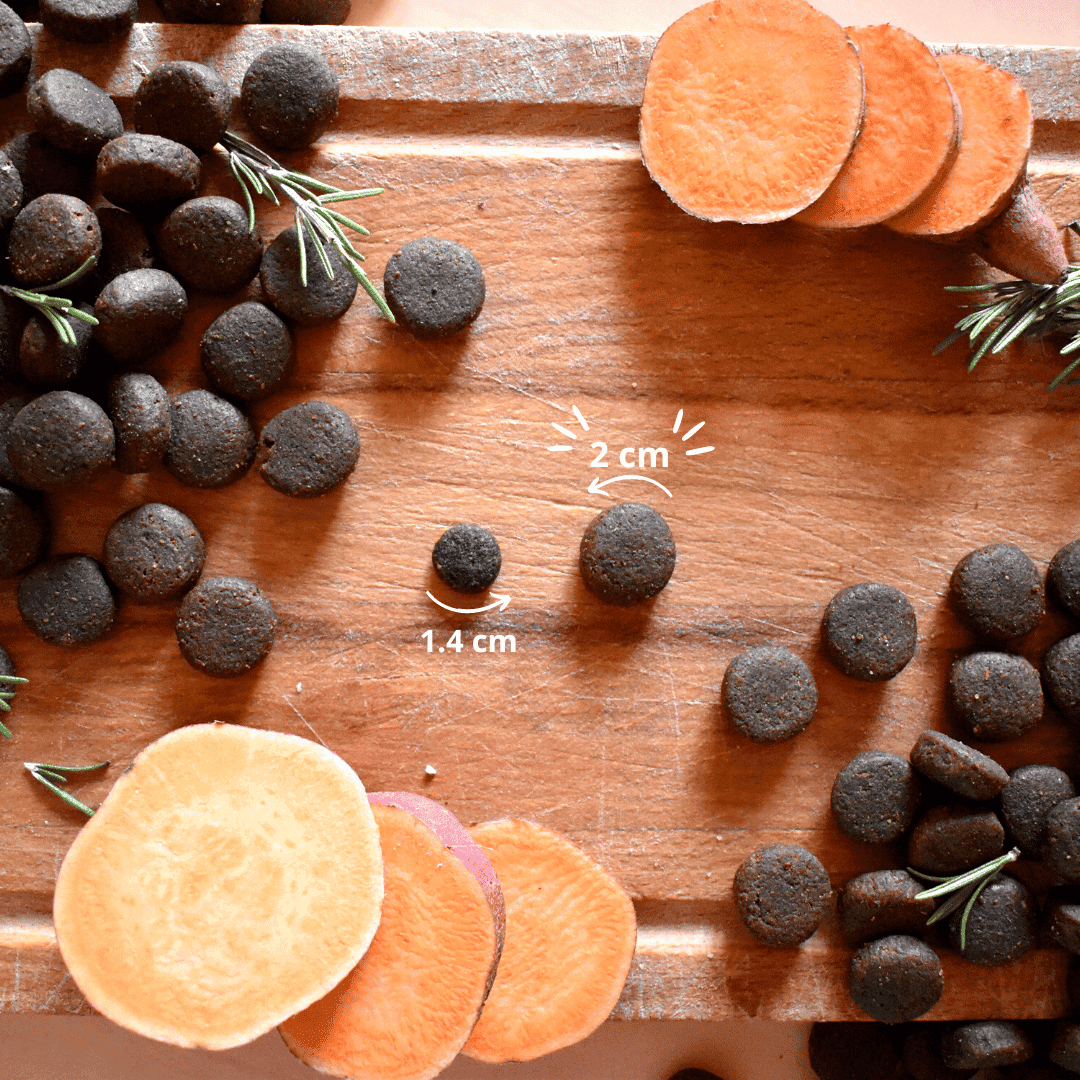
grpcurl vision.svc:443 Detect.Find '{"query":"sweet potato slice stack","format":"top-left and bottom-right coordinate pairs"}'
top-left (639, 0), bottom-right (864, 223)
top-left (462, 818), bottom-right (637, 1063)
top-left (52, 724), bottom-right (384, 1050)
top-left (280, 793), bottom-right (505, 1080)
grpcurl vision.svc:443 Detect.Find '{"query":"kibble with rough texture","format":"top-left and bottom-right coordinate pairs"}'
top-left (579, 501), bottom-right (676, 606)
top-left (1043, 634), bottom-right (1080, 725)
top-left (259, 225), bottom-right (357, 325)
top-left (941, 1021), bottom-right (1034, 1070)
top-left (836, 869), bottom-right (935, 944)
top-left (0, 486), bottom-right (48, 578)
top-left (163, 389), bottom-right (256, 489)
top-left (240, 43), bottom-right (339, 149)
top-left (39, 0), bottom-right (137, 40)
top-left (948, 874), bottom-right (1037, 964)
top-left (383, 237), bottom-right (486, 337)
top-left (0, 150), bottom-right (21, 230)
top-left (907, 804), bottom-right (1005, 875)
top-left (807, 1022), bottom-right (904, 1080)
top-left (1045, 798), bottom-right (1080, 882)
top-left (732, 843), bottom-right (830, 947)
top-left (830, 750), bottom-right (921, 844)
top-left (821, 581), bottom-right (917, 681)
top-left (175, 575), bottom-right (276, 676)
top-left (199, 301), bottom-right (294, 401)
top-left (17, 554), bottom-right (115, 645)
top-left (88, 207), bottom-right (154, 289)
top-left (721, 645), bottom-right (818, 743)
top-left (951, 543), bottom-right (1045, 641)
top-left (909, 729), bottom-right (1009, 800)
top-left (133, 61), bottom-right (232, 156)
top-left (27, 69), bottom-right (123, 156)
top-left (7, 392), bottom-right (114, 491)
top-left (1044, 890), bottom-right (1080, 954)
top-left (103, 503), bottom-right (205, 601)
top-left (1049, 539), bottom-right (1080, 622)
top-left (848, 935), bottom-right (943, 1024)
top-left (19, 303), bottom-right (94, 388)
top-left (157, 196), bottom-right (263, 294)
top-left (948, 651), bottom-right (1043, 741)
top-left (93, 269), bottom-right (188, 363)
top-left (0, 299), bottom-right (22, 381)
top-left (0, 395), bottom-right (30, 486)
top-left (431, 524), bottom-right (501, 594)
top-left (7, 195), bottom-right (101, 288)
top-left (96, 134), bottom-right (201, 216)
top-left (902, 1026), bottom-right (976, 1080)
top-left (257, 401), bottom-right (360, 498)
top-left (1051, 1021), bottom-right (1080, 1073)
top-left (3, 131), bottom-right (93, 204)
top-left (1001, 764), bottom-right (1076, 855)
top-left (106, 373), bottom-right (171, 474)
top-left (0, 2), bottom-right (31, 96)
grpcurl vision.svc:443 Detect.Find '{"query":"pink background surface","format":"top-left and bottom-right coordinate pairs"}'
top-left (5, 1), bottom-right (1077, 1078)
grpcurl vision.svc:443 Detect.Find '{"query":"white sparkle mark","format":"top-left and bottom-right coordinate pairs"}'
top-left (672, 409), bottom-right (683, 434)
top-left (572, 405), bottom-right (589, 431)
top-left (425, 764), bottom-right (437, 776)
top-left (547, 445), bottom-right (574, 452)
top-left (551, 422), bottom-right (577, 440)
top-left (296, 682), bottom-right (302, 693)
top-left (685, 446), bottom-right (715, 456)
top-left (681, 421), bottom-right (705, 442)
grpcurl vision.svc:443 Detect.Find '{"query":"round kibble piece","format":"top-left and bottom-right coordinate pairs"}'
top-left (0, 486), bottom-right (48, 578)
top-left (721, 645), bottom-right (818, 743)
top-left (19, 304), bottom-right (94, 388)
top-left (948, 874), bottom-right (1037, 964)
top-left (0, 298), bottom-right (22, 381)
top-left (383, 237), bottom-right (486, 338)
top-left (1045, 890), bottom-right (1080, 954)
top-left (94, 269), bottom-right (188, 364)
top-left (808, 1022), bottom-right (903, 1080)
top-left (0, 2), bottom-right (31, 96)
top-left (199, 301), bottom-right (294, 401)
top-left (848, 935), bottom-right (943, 1024)
top-left (1051, 1021), bottom-right (1080, 1073)
top-left (732, 843), bottom-right (830, 947)
top-left (909, 729), bottom-right (1009, 800)
top-left (821, 581), bottom-right (917, 681)
top-left (1043, 634), bottom-right (1080, 725)
top-left (259, 225), bottom-right (357, 326)
top-left (579, 501), bottom-right (676, 606)
top-left (157, 196), bottom-right (263, 294)
top-left (90, 207), bottom-right (154, 289)
top-left (951, 543), bottom-right (1044, 641)
top-left (257, 401), bottom-right (360, 498)
top-left (1002, 764), bottom-right (1076, 855)
top-left (3, 132), bottom-right (94, 204)
top-left (240, 43), bottom-right (339, 149)
top-left (941, 1021), bottom-right (1034, 1070)
top-left (159, 0), bottom-right (261, 22)
top-left (18, 554), bottom-right (114, 645)
top-left (7, 392), bottom-right (114, 491)
top-left (836, 869), bottom-right (936, 944)
top-left (0, 150), bottom-right (21, 230)
top-left (133, 61), bottom-right (232, 156)
top-left (948, 651), bottom-right (1043, 741)
top-left (907, 804), bottom-right (1005, 875)
top-left (431, 524), bottom-right (501, 594)
top-left (1045, 798), bottom-right (1080, 882)
top-left (106, 373), bottom-right (171, 474)
top-left (902, 1026), bottom-right (976, 1080)
top-left (39, 0), bottom-right (136, 40)
top-left (1049, 539), bottom-right (1080, 622)
top-left (7, 195), bottom-right (101, 289)
top-left (27, 69), bottom-right (123, 156)
top-left (175, 575), bottom-right (276, 677)
top-left (0, 395), bottom-right (31, 486)
top-left (163, 389), bottom-right (256, 489)
top-left (104, 503), bottom-right (205, 601)
top-left (261, 0), bottom-right (349, 21)
top-left (96, 134), bottom-right (201, 217)
top-left (831, 750), bottom-right (921, 845)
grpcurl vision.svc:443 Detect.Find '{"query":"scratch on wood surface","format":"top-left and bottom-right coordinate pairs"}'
top-left (281, 695), bottom-right (330, 750)
top-left (41, 972), bottom-right (71, 1011)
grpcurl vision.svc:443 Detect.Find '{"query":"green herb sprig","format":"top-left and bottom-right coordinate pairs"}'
top-left (1, 256), bottom-right (100, 347)
top-left (0, 674), bottom-right (29, 739)
top-left (25, 759), bottom-right (110, 816)
top-left (909, 846), bottom-right (1021, 951)
top-left (220, 132), bottom-right (394, 322)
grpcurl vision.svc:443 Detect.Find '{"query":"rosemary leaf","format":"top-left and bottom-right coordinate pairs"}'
top-left (25, 759), bottom-right (110, 817)
top-left (295, 206), bottom-right (309, 287)
top-left (0, 719), bottom-right (9, 739)
top-left (320, 205), bottom-right (371, 237)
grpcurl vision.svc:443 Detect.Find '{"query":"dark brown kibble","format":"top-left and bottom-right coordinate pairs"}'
top-left (836, 869), bottom-right (936, 944)
top-left (0, 298), bottom-right (23, 383)
top-left (941, 1021), bottom-right (1034, 1070)
top-left (1045, 798), bottom-right (1080, 882)
top-left (3, 132), bottom-right (94, 205)
top-left (950, 543), bottom-right (1044, 641)
top-left (666, 1072), bottom-right (724, 1080)
top-left (19, 303), bottom-right (94, 388)
top-left (0, 2), bottom-right (31, 97)
top-left (1043, 634), bottom-right (1080, 725)
top-left (948, 874), bottom-right (1037, 964)
top-left (259, 225), bottom-right (357, 326)
top-left (831, 750), bottom-right (921, 844)
top-left (0, 486), bottom-right (48, 578)
top-left (1051, 1021), bottom-right (1080, 1073)
top-left (848, 935), bottom-right (943, 1023)
top-left (96, 134), bottom-right (201, 217)
top-left (1044, 889), bottom-right (1080, 954)
top-left (107, 373), bottom-right (171, 475)
top-left (7, 392), bottom-right (115, 491)
top-left (821, 581), bottom-right (917, 681)
top-left (87, 207), bottom-right (154, 290)
top-left (383, 237), bottom-right (486, 338)
top-left (0, 395), bottom-right (30, 486)
top-left (431, 524), bottom-right (502, 594)
top-left (0, 150), bottom-right (21, 230)
top-left (158, 196), bottom-right (263, 294)
top-left (909, 729), bottom-right (1009, 801)
top-left (261, 0), bottom-right (349, 21)
top-left (721, 645), bottom-right (817, 743)
top-left (104, 503), bottom-right (205, 601)
top-left (579, 501), bottom-right (675, 606)
top-left (1049, 539), bottom-right (1080, 622)
top-left (807, 1022), bottom-right (904, 1080)
top-left (902, 1026), bottom-right (976, 1080)
top-left (175, 575), bottom-right (275, 677)
top-left (133, 61), bottom-right (233, 156)
top-left (732, 843), bottom-right (830, 946)
top-left (7, 195), bottom-right (101, 289)
top-left (164, 389), bottom-right (256, 490)
top-left (257, 401), bottom-right (360, 498)
top-left (200, 302), bottom-right (294, 402)
top-left (240, 43), bottom-right (339, 149)
top-left (907, 804), bottom-right (1004, 875)
top-left (160, 0), bottom-right (261, 22)
top-left (18, 554), bottom-right (114, 645)
top-left (948, 650), bottom-right (1043, 741)
top-left (39, 0), bottom-right (136, 40)
top-left (27, 69), bottom-right (123, 156)
top-left (93, 269), bottom-right (188, 364)
top-left (1001, 764), bottom-right (1076, 855)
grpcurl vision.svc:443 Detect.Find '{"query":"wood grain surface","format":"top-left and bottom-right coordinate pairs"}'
top-left (3, 26), bottom-right (1080, 1024)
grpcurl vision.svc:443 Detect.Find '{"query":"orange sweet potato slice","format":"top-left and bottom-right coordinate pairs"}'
top-left (53, 723), bottom-right (384, 1050)
top-left (639, 0), bottom-right (864, 223)
top-left (795, 25), bottom-right (960, 228)
top-left (461, 818), bottom-right (636, 1063)
top-left (280, 793), bottom-right (504, 1080)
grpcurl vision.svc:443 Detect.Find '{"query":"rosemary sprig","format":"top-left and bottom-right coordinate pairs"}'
top-left (219, 132), bottom-right (394, 322)
top-left (0, 674), bottom-right (29, 739)
top-left (24, 759), bottom-right (110, 816)
top-left (909, 846), bottom-right (1021, 951)
top-left (0, 256), bottom-right (99, 348)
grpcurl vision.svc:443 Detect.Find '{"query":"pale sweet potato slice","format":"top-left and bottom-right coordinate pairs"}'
top-left (639, 0), bottom-right (864, 223)
top-left (52, 723), bottom-right (384, 1050)
top-left (461, 818), bottom-right (636, 1063)
top-left (280, 793), bottom-right (504, 1080)
top-left (795, 25), bottom-right (960, 228)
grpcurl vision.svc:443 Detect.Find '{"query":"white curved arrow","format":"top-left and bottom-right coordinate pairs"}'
top-left (588, 474), bottom-right (673, 498)
top-left (426, 591), bottom-right (511, 614)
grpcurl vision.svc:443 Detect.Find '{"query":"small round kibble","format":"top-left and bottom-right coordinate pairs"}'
top-left (0, 2), bottom-right (31, 97)
top-left (104, 503), bottom-right (205, 601)
top-left (902, 1026), bottom-right (976, 1080)
top-left (96, 133), bottom-right (201, 216)
top-left (18, 554), bottom-right (115, 645)
top-left (1051, 1021), bottom-right (1080, 1073)
top-left (947, 651), bottom-right (1043, 741)
top-left (7, 392), bottom-right (115, 491)
top-left (821, 581), bottom-right (917, 681)
top-left (257, 401), bottom-right (360, 498)
top-left (91, 207), bottom-right (154, 288)
top-left (1002, 764), bottom-right (1077, 855)
top-left (1044, 890), bottom-right (1080, 954)
top-left (836, 869), bottom-right (935, 944)
top-left (579, 501), bottom-right (676, 606)
top-left (200, 302), bottom-right (294, 401)
top-left (0, 394), bottom-right (31, 486)
top-left (157, 196), bottom-right (263, 294)
top-left (1046, 798), bottom-right (1080, 882)
top-left (948, 874), bottom-right (1037, 964)
top-left (0, 485), bottom-right (48, 578)
top-left (164, 389), bottom-right (256, 490)
top-left (831, 750), bottom-right (921, 845)
top-left (1049, 539), bottom-right (1080, 622)
top-left (950, 543), bottom-right (1044, 641)
top-left (27, 69), bottom-right (123, 156)
top-left (3, 131), bottom-right (94, 204)
top-left (259, 225), bottom-right (357, 326)
top-left (7, 195), bottom-right (101, 289)
top-left (908, 729), bottom-right (1009, 801)
top-left (941, 1020), bottom-right (1034, 1070)
top-left (848, 935), bottom-right (943, 1024)
top-left (383, 237), bottom-right (486, 338)
top-left (0, 150), bottom-right (21, 231)
top-left (907, 804), bottom-right (1005, 875)
top-left (19, 303), bottom-right (94, 388)
top-left (94, 269), bottom-right (188, 364)
top-left (732, 843), bottom-right (830, 946)
top-left (175, 575), bottom-right (276, 677)
top-left (240, 43), bottom-right (339, 150)
top-left (808, 1022), bottom-right (903, 1080)
top-left (133, 61), bottom-right (232, 156)
top-left (431, 524), bottom-right (502, 594)
top-left (39, 0), bottom-right (137, 41)
top-left (1043, 634), bottom-right (1080, 725)
top-left (106, 373), bottom-right (171, 475)
top-left (721, 646), bottom-right (817, 743)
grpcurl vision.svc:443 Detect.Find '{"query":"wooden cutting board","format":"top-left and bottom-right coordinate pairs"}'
top-left (2, 24), bottom-right (1080, 1023)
